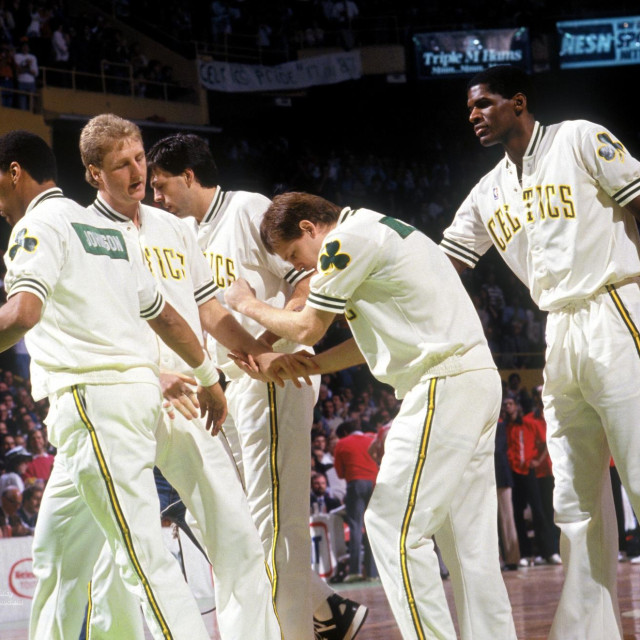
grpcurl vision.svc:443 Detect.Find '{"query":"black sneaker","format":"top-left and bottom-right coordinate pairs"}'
top-left (313, 594), bottom-right (368, 640)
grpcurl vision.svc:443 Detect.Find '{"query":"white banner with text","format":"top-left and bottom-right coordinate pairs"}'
top-left (198, 51), bottom-right (362, 93)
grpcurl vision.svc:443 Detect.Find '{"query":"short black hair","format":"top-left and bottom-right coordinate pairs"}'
top-left (146, 133), bottom-right (218, 188)
top-left (0, 130), bottom-right (57, 183)
top-left (468, 64), bottom-right (536, 112)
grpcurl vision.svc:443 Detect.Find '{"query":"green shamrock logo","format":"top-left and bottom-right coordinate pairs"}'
top-left (9, 228), bottom-right (38, 260)
top-left (319, 240), bottom-right (350, 272)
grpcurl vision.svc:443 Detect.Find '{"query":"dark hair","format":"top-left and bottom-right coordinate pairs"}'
top-left (0, 130), bottom-right (57, 183)
top-left (260, 192), bottom-right (342, 254)
top-left (22, 484), bottom-right (42, 502)
top-left (467, 64), bottom-right (536, 112)
top-left (146, 134), bottom-right (218, 187)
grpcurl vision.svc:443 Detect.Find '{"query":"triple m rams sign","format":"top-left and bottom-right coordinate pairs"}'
top-left (413, 28), bottom-right (531, 78)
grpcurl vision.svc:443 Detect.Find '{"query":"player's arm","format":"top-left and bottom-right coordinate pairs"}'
top-left (257, 276), bottom-right (311, 347)
top-left (148, 301), bottom-right (227, 433)
top-left (625, 194), bottom-right (640, 222)
top-left (198, 297), bottom-right (269, 357)
top-left (306, 337), bottom-right (366, 373)
top-left (447, 255), bottom-right (469, 275)
top-left (225, 277), bottom-right (333, 346)
top-left (199, 297), bottom-right (319, 386)
top-left (232, 336), bottom-right (364, 387)
top-left (0, 292), bottom-right (43, 352)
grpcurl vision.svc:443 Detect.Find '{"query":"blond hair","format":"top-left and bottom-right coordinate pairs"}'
top-left (79, 114), bottom-right (143, 188)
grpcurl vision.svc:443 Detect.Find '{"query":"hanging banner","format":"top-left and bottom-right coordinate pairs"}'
top-left (557, 15), bottom-right (640, 69)
top-left (413, 27), bottom-right (531, 79)
top-left (197, 51), bottom-right (362, 92)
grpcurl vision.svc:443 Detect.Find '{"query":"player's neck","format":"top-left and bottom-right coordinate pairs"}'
top-left (195, 186), bottom-right (218, 224)
top-left (504, 116), bottom-right (535, 170)
top-left (100, 190), bottom-right (141, 226)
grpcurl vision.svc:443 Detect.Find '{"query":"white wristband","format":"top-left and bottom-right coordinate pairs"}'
top-left (193, 353), bottom-right (220, 386)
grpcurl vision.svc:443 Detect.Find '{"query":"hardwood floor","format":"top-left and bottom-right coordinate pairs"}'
top-left (3, 562), bottom-right (640, 639)
top-left (343, 562), bottom-right (640, 640)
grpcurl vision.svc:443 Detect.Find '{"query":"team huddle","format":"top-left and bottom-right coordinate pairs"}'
top-left (0, 64), bottom-right (639, 640)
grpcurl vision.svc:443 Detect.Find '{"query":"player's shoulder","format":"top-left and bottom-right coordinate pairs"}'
top-left (333, 206), bottom-right (381, 232)
top-left (223, 189), bottom-right (271, 220)
top-left (22, 191), bottom-right (86, 231)
top-left (551, 119), bottom-right (606, 142)
top-left (140, 202), bottom-right (181, 229)
top-left (330, 206), bottom-right (418, 247)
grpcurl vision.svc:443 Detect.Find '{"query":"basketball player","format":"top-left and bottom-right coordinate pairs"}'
top-left (147, 134), bottom-right (367, 640)
top-left (224, 192), bottom-right (517, 640)
top-left (0, 130), bottom-right (223, 640)
top-left (440, 64), bottom-right (640, 640)
top-left (78, 113), bottom-right (289, 640)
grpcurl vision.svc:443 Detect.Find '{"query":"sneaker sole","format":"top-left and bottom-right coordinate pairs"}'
top-left (347, 605), bottom-right (368, 640)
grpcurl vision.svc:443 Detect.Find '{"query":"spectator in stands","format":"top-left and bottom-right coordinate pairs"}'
top-left (1, 432), bottom-right (15, 456)
top-left (13, 37), bottom-right (37, 110)
top-left (0, 1), bottom-right (13, 42)
top-left (49, 18), bottom-right (70, 86)
top-left (0, 42), bottom-right (15, 108)
top-left (333, 420), bottom-right (379, 582)
top-left (325, 431), bottom-right (347, 502)
top-left (320, 398), bottom-right (343, 435)
top-left (311, 471), bottom-right (342, 514)
top-left (366, 410), bottom-right (392, 466)
top-left (0, 445), bottom-right (31, 493)
top-left (501, 318), bottom-right (531, 368)
top-left (25, 428), bottom-right (54, 484)
top-left (481, 269), bottom-right (505, 325)
top-left (2, 369), bottom-right (16, 392)
top-left (0, 485), bottom-right (30, 536)
top-left (504, 396), bottom-right (560, 566)
top-left (311, 432), bottom-right (333, 476)
top-left (0, 407), bottom-right (11, 433)
top-left (495, 408), bottom-right (520, 570)
top-left (525, 385), bottom-right (560, 557)
top-left (330, 0), bottom-right (359, 49)
top-left (1, 392), bottom-right (17, 431)
top-left (17, 481), bottom-right (42, 533)
top-left (506, 372), bottom-right (532, 414)
top-left (210, 0), bottom-right (231, 43)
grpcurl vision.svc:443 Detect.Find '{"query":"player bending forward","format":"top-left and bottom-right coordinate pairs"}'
top-left (225, 192), bottom-right (517, 640)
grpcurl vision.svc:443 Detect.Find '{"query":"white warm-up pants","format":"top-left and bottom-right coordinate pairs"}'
top-left (224, 375), bottom-right (333, 640)
top-left (29, 382), bottom-right (211, 640)
top-left (545, 279), bottom-right (640, 640)
top-left (365, 369), bottom-right (516, 640)
top-left (84, 406), bottom-right (282, 640)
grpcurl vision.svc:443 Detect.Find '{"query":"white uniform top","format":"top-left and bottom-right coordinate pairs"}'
top-left (4, 189), bottom-right (164, 400)
top-left (306, 207), bottom-right (495, 399)
top-left (90, 195), bottom-right (216, 375)
top-left (193, 187), bottom-right (310, 377)
top-left (441, 120), bottom-right (640, 312)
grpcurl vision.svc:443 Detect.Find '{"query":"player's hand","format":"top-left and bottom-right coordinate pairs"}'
top-left (159, 371), bottom-right (199, 420)
top-left (227, 352), bottom-right (270, 383)
top-left (197, 382), bottom-right (227, 435)
top-left (255, 350), bottom-right (318, 388)
top-left (224, 278), bottom-right (256, 312)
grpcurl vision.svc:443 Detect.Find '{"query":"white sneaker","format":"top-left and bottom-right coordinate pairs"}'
top-left (548, 553), bottom-right (562, 565)
top-left (518, 558), bottom-right (530, 567)
top-left (630, 555), bottom-right (640, 564)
